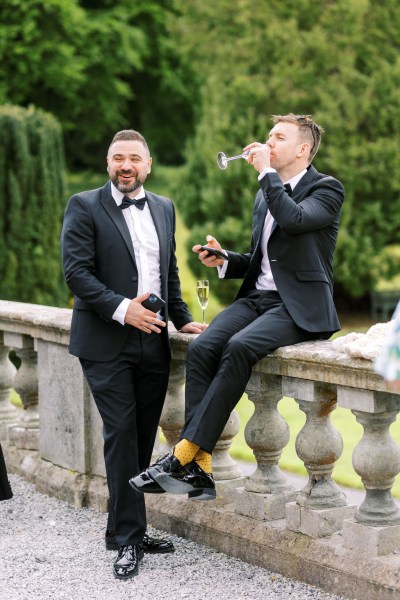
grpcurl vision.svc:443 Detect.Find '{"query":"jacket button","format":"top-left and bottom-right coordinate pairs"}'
top-left (131, 276), bottom-right (138, 282)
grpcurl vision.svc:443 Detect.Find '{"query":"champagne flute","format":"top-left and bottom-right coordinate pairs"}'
top-left (196, 280), bottom-right (209, 324)
top-left (217, 150), bottom-right (250, 170)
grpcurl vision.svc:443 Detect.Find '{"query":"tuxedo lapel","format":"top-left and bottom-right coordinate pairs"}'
top-left (146, 192), bottom-right (168, 279)
top-left (252, 191), bottom-right (268, 253)
top-left (100, 182), bottom-right (137, 265)
top-left (269, 166), bottom-right (318, 236)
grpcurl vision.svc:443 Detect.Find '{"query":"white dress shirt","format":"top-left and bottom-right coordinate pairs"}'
top-left (218, 169), bottom-right (307, 290)
top-left (110, 183), bottom-right (162, 325)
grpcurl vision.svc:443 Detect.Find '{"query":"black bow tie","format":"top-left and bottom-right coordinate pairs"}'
top-left (120, 196), bottom-right (146, 210)
top-left (284, 183), bottom-right (292, 194)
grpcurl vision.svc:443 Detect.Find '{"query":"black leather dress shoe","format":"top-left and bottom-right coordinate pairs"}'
top-left (105, 531), bottom-right (175, 553)
top-left (128, 469), bottom-right (166, 494)
top-left (141, 533), bottom-right (175, 553)
top-left (156, 460), bottom-right (216, 499)
top-left (113, 544), bottom-right (144, 580)
top-left (129, 452), bottom-right (182, 493)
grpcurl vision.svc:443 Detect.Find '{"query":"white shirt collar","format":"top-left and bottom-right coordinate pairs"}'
top-left (284, 168), bottom-right (307, 192)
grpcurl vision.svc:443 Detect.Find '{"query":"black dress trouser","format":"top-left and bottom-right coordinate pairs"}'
top-left (182, 290), bottom-right (326, 453)
top-left (81, 327), bottom-right (170, 547)
top-left (0, 443), bottom-right (13, 501)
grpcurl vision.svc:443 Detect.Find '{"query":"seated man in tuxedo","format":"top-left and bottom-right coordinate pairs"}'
top-left (61, 129), bottom-right (205, 580)
top-left (131, 113), bottom-right (345, 501)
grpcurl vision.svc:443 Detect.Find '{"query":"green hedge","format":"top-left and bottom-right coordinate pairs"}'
top-left (0, 105), bottom-right (68, 306)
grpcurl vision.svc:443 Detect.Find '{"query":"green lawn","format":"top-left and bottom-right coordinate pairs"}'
top-left (58, 168), bottom-right (400, 497)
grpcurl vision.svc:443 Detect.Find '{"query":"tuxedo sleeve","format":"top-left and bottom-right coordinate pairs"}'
top-left (61, 194), bottom-right (125, 320)
top-left (259, 172), bottom-right (344, 233)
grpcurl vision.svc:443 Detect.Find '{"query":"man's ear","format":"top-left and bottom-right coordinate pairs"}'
top-left (298, 143), bottom-right (310, 158)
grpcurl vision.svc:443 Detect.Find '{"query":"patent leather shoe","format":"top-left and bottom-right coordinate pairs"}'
top-left (156, 460), bottom-right (216, 499)
top-left (105, 531), bottom-right (175, 553)
top-left (141, 533), bottom-right (175, 553)
top-left (129, 452), bottom-right (182, 493)
top-left (113, 544), bottom-right (144, 580)
top-left (128, 468), bottom-right (166, 494)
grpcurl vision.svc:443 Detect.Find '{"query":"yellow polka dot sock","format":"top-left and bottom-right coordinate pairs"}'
top-left (173, 439), bottom-right (199, 466)
top-left (194, 449), bottom-right (212, 474)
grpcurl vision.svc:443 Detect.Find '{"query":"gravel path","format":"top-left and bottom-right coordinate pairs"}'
top-left (0, 475), bottom-right (346, 600)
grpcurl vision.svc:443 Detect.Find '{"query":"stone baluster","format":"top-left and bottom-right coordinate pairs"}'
top-left (4, 333), bottom-right (39, 451)
top-left (159, 357), bottom-right (186, 452)
top-left (338, 386), bottom-right (400, 556)
top-left (235, 373), bottom-right (297, 520)
top-left (0, 333), bottom-right (18, 440)
top-left (285, 378), bottom-right (356, 537)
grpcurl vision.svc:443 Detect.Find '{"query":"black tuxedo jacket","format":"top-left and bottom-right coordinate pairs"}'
top-left (61, 181), bottom-right (192, 361)
top-left (224, 166), bottom-right (345, 334)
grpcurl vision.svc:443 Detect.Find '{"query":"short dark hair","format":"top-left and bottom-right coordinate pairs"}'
top-left (108, 129), bottom-right (150, 155)
top-left (272, 113), bottom-right (324, 162)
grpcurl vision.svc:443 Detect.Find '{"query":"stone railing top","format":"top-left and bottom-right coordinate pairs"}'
top-left (0, 300), bottom-right (72, 345)
top-left (0, 300), bottom-right (395, 394)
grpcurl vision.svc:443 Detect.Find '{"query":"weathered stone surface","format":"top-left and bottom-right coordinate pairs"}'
top-left (145, 494), bottom-right (400, 600)
top-left (286, 501), bottom-right (357, 538)
top-left (343, 517), bottom-right (400, 556)
top-left (236, 487), bottom-right (298, 520)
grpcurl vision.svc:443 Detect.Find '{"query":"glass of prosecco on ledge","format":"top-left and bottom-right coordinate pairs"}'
top-left (196, 280), bottom-right (209, 324)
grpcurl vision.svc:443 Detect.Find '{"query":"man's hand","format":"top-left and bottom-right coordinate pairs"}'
top-left (193, 235), bottom-right (225, 267)
top-left (124, 292), bottom-right (166, 334)
top-left (180, 322), bottom-right (208, 334)
top-left (243, 142), bottom-right (270, 173)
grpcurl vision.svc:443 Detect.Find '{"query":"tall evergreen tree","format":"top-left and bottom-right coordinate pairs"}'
top-left (0, 105), bottom-right (68, 306)
top-left (171, 0), bottom-right (400, 306)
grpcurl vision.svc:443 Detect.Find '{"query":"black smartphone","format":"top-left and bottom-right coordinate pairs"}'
top-left (199, 246), bottom-right (228, 261)
top-left (142, 293), bottom-right (165, 312)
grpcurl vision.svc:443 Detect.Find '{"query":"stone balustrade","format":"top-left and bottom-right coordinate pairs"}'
top-left (1, 300), bottom-right (400, 600)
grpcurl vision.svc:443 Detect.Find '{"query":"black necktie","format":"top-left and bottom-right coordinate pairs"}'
top-left (120, 196), bottom-right (146, 210)
top-left (284, 183), bottom-right (292, 194)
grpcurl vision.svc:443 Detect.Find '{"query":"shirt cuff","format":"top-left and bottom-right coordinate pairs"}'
top-left (217, 251), bottom-right (229, 278)
top-left (112, 298), bottom-right (131, 325)
top-left (258, 167), bottom-right (277, 181)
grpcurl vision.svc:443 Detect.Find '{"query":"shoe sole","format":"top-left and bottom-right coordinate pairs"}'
top-left (188, 488), bottom-right (217, 500)
top-left (156, 472), bottom-right (216, 498)
top-left (155, 472), bottom-right (195, 494)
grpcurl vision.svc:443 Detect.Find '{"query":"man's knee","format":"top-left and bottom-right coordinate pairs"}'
top-left (225, 336), bottom-right (258, 365)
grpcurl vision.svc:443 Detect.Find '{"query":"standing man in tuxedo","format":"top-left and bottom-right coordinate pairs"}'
top-left (61, 129), bottom-right (205, 580)
top-left (131, 113), bottom-right (345, 500)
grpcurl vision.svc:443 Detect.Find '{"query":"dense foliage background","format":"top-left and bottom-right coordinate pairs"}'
top-left (0, 105), bottom-right (67, 305)
top-left (1, 0), bottom-right (399, 308)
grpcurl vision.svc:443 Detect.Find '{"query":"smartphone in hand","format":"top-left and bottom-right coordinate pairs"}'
top-left (142, 293), bottom-right (165, 312)
top-left (199, 246), bottom-right (228, 261)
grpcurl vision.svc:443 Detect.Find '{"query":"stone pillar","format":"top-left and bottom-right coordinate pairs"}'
top-left (0, 333), bottom-right (18, 440)
top-left (235, 373), bottom-right (297, 520)
top-left (285, 379), bottom-right (356, 537)
top-left (213, 407), bottom-right (242, 480)
top-left (339, 386), bottom-right (400, 555)
top-left (4, 333), bottom-right (39, 451)
top-left (159, 357), bottom-right (185, 451)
